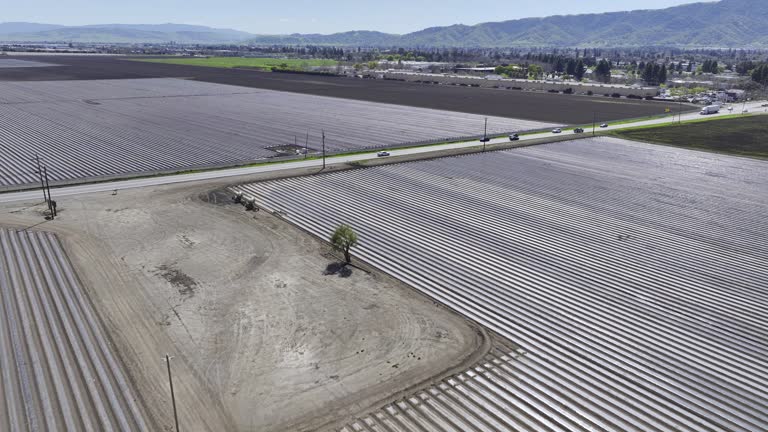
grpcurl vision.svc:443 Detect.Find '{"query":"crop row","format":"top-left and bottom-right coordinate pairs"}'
top-left (0, 228), bottom-right (148, 431)
top-left (0, 78), bottom-right (551, 188)
top-left (235, 137), bottom-right (768, 432)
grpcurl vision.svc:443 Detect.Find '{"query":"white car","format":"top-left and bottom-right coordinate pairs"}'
top-left (377, 151), bottom-right (391, 157)
top-left (552, 128), bottom-right (562, 134)
top-left (600, 123), bottom-right (609, 128)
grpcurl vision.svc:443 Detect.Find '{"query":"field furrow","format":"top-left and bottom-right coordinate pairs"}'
top-left (235, 137), bottom-right (768, 432)
top-left (0, 228), bottom-right (150, 431)
top-left (0, 78), bottom-right (553, 189)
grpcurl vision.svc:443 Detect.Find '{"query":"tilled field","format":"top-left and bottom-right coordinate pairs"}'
top-left (0, 228), bottom-right (149, 431)
top-left (235, 137), bottom-right (768, 432)
top-left (0, 59), bottom-right (61, 68)
top-left (0, 78), bottom-right (551, 189)
top-left (0, 55), bottom-right (674, 124)
top-left (340, 345), bottom-right (532, 432)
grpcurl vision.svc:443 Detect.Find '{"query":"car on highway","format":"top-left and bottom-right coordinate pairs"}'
top-left (552, 128), bottom-right (562, 134)
top-left (600, 123), bottom-right (609, 128)
top-left (573, 128), bottom-right (584, 133)
top-left (509, 133), bottom-right (520, 141)
top-left (762, 103), bottom-right (768, 107)
top-left (377, 151), bottom-right (391, 157)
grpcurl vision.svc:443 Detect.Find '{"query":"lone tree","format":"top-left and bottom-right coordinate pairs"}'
top-left (331, 224), bottom-right (358, 264)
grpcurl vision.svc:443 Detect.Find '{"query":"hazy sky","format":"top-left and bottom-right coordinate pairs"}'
top-left (6, 0), bottom-right (697, 34)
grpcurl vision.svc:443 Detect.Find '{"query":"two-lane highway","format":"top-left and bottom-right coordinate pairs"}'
top-left (1, 100), bottom-right (765, 204)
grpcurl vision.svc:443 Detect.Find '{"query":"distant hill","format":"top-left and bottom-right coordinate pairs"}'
top-left (0, 22), bottom-right (65, 34)
top-left (248, 31), bottom-right (400, 46)
top-left (396, 0), bottom-right (768, 48)
top-left (248, 0), bottom-right (768, 48)
top-left (2, 0), bottom-right (766, 47)
top-left (0, 23), bottom-right (253, 44)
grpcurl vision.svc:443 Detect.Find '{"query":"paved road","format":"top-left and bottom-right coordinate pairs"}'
top-left (1, 101), bottom-right (764, 204)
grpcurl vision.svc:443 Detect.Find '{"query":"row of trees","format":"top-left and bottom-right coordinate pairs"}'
top-left (563, 59), bottom-right (587, 81)
top-left (641, 63), bottom-right (668, 85)
top-left (593, 60), bottom-right (612, 83)
top-left (496, 57), bottom-right (609, 82)
top-left (494, 64), bottom-right (545, 80)
top-left (735, 60), bottom-right (759, 75)
top-left (494, 64), bottom-right (527, 79)
top-left (700, 59), bottom-right (719, 74)
top-left (752, 64), bottom-right (768, 85)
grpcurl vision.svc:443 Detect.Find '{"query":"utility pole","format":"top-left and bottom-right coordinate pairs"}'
top-left (482, 117), bottom-right (488, 152)
top-left (592, 112), bottom-right (597, 136)
top-left (304, 131), bottom-right (309, 159)
top-left (33, 154), bottom-right (48, 204)
top-left (43, 166), bottom-right (54, 220)
top-left (165, 355), bottom-right (179, 432)
top-left (322, 130), bottom-right (326, 170)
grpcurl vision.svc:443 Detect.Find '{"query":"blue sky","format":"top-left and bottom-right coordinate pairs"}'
top-left (6, 0), bottom-right (696, 34)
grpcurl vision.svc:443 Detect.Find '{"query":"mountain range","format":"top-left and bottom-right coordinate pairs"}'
top-left (1, 0), bottom-right (766, 47)
top-left (0, 23), bottom-right (253, 44)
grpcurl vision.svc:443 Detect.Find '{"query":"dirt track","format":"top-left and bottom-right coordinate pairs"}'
top-left (0, 175), bottom-right (484, 431)
top-left (0, 55), bottom-right (673, 124)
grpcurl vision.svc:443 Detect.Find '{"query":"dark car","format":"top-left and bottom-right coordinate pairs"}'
top-left (573, 128), bottom-right (584, 133)
top-left (509, 133), bottom-right (520, 141)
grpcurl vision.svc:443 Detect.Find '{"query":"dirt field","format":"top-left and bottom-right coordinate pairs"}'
top-left (0, 55), bottom-right (674, 124)
top-left (0, 175), bottom-right (484, 431)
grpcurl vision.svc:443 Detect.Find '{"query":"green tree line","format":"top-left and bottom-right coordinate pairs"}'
top-left (641, 63), bottom-right (668, 85)
top-left (752, 64), bottom-right (768, 85)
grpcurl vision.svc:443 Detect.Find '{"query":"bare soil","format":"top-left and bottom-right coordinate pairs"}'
top-left (0, 55), bottom-right (673, 124)
top-left (0, 178), bottom-right (485, 431)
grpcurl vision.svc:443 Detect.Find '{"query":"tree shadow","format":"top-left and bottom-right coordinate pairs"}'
top-left (323, 262), bottom-right (352, 278)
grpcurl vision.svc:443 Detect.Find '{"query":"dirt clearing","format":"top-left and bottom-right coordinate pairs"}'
top-left (0, 178), bottom-right (483, 431)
